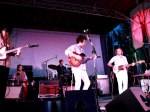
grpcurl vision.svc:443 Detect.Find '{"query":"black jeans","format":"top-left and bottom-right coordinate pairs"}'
top-left (0, 66), bottom-right (9, 101)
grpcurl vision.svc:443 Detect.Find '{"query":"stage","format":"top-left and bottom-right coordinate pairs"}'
top-left (2, 94), bottom-right (116, 112)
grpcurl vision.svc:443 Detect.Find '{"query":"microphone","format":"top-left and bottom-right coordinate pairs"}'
top-left (17, 72), bottom-right (20, 76)
top-left (55, 55), bottom-right (57, 59)
top-left (83, 29), bottom-right (89, 33)
top-left (65, 64), bottom-right (70, 66)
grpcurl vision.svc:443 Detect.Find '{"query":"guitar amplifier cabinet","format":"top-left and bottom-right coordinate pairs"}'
top-left (5, 86), bottom-right (22, 99)
top-left (97, 75), bottom-right (110, 95)
top-left (39, 80), bottom-right (60, 95)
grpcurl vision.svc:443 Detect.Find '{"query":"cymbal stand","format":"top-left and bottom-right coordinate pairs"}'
top-left (43, 55), bottom-right (57, 80)
top-left (85, 31), bottom-right (101, 112)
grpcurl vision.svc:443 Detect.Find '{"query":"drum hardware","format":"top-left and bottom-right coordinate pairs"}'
top-left (43, 55), bottom-right (57, 80)
top-left (48, 64), bottom-right (58, 70)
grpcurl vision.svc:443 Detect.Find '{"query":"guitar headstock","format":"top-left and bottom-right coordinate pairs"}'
top-left (27, 44), bottom-right (39, 48)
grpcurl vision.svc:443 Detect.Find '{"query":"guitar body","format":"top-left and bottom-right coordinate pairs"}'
top-left (113, 65), bottom-right (125, 74)
top-left (68, 53), bottom-right (87, 67)
top-left (0, 47), bottom-right (7, 59)
top-left (113, 60), bottom-right (145, 74)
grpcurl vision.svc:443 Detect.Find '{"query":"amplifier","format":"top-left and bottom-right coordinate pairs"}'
top-left (5, 86), bottom-right (22, 99)
top-left (39, 80), bottom-right (60, 95)
top-left (97, 75), bottom-right (110, 95)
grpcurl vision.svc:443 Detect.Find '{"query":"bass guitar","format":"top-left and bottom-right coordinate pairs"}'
top-left (0, 44), bottom-right (39, 60)
top-left (113, 60), bottom-right (145, 74)
top-left (68, 52), bottom-right (93, 67)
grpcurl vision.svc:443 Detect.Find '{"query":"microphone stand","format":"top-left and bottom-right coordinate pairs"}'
top-left (85, 31), bottom-right (101, 112)
top-left (43, 56), bottom-right (56, 80)
top-left (127, 38), bottom-right (141, 87)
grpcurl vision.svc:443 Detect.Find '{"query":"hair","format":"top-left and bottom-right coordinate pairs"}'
top-left (17, 64), bottom-right (22, 71)
top-left (76, 35), bottom-right (87, 44)
top-left (115, 48), bottom-right (123, 55)
top-left (1, 24), bottom-right (12, 34)
top-left (59, 59), bottom-right (63, 63)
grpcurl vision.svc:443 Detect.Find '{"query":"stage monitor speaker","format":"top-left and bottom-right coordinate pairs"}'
top-left (105, 87), bottom-right (150, 112)
top-left (39, 80), bottom-right (60, 95)
top-left (65, 90), bottom-right (98, 112)
top-left (5, 86), bottom-right (22, 99)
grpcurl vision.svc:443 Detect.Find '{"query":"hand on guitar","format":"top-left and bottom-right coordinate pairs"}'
top-left (15, 47), bottom-right (22, 57)
top-left (74, 54), bottom-right (82, 60)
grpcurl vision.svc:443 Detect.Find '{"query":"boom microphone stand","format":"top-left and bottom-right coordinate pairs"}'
top-left (43, 55), bottom-right (57, 80)
top-left (84, 29), bottom-right (101, 111)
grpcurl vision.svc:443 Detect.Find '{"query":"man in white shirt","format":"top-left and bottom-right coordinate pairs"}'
top-left (65, 35), bottom-right (93, 90)
top-left (107, 48), bottom-right (130, 94)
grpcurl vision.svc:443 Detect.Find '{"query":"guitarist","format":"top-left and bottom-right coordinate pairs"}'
top-left (65, 35), bottom-right (93, 90)
top-left (107, 48), bottom-right (130, 94)
top-left (0, 25), bottom-right (22, 101)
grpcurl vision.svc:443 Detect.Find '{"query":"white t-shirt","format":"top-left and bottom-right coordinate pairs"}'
top-left (109, 55), bottom-right (128, 66)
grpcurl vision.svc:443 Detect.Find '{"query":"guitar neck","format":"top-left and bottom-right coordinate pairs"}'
top-left (128, 60), bottom-right (144, 67)
top-left (5, 46), bottom-right (26, 54)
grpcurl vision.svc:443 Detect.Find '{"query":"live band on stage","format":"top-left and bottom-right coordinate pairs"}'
top-left (1, 26), bottom-right (150, 102)
top-left (6, 58), bottom-right (150, 101)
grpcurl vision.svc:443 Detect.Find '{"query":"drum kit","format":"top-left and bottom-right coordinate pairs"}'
top-left (131, 71), bottom-right (150, 93)
top-left (48, 64), bottom-right (73, 86)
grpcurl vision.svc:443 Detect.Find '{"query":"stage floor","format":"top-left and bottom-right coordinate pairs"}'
top-left (1, 94), bottom-right (119, 112)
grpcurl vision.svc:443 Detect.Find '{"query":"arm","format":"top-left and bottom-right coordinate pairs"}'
top-left (15, 48), bottom-right (22, 57)
top-left (65, 45), bottom-right (82, 60)
top-left (24, 72), bottom-right (28, 81)
top-left (107, 57), bottom-right (115, 68)
top-left (107, 62), bottom-right (114, 68)
top-left (13, 72), bottom-right (17, 80)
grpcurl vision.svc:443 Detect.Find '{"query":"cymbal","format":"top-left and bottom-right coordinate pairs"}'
top-left (48, 64), bottom-right (58, 70)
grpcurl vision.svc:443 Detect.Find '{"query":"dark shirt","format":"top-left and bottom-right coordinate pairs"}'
top-left (57, 65), bottom-right (66, 76)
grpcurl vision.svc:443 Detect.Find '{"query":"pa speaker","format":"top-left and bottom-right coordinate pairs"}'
top-left (65, 89), bottom-right (98, 112)
top-left (5, 86), bottom-right (22, 99)
top-left (105, 87), bottom-right (150, 112)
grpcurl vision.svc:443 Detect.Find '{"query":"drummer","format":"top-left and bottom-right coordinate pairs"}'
top-left (57, 59), bottom-right (66, 76)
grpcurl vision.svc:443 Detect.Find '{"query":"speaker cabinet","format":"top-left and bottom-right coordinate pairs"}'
top-left (39, 80), bottom-right (60, 94)
top-left (97, 75), bottom-right (110, 95)
top-left (105, 87), bottom-right (150, 112)
top-left (5, 86), bottom-right (22, 99)
top-left (65, 90), bottom-right (98, 112)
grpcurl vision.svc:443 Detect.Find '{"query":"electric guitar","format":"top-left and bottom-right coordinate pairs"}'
top-left (0, 44), bottom-right (39, 59)
top-left (113, 60), bottom-right (145, 74)
top-left (68, 52), bottom-right (93, 67)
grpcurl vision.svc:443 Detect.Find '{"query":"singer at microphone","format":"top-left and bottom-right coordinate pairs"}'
top-left (13, 64), bottom-right (28, 81)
